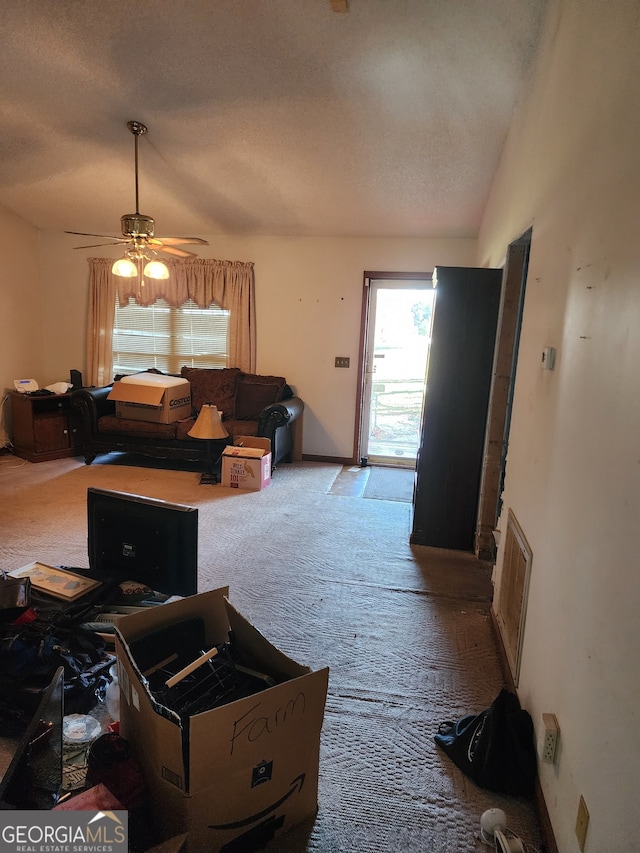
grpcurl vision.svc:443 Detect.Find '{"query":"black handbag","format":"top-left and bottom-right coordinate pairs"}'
top-left (0, 572), bottom-right (31, 621)
top-left (434, 688), bottom-right (537, 796)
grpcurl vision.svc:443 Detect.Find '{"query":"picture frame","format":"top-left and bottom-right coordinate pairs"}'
top-left (8, 562), bottom-right (101, 602)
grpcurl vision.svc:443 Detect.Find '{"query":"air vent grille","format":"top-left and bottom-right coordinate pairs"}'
top-left (496, 509), bottom-right (532, 685)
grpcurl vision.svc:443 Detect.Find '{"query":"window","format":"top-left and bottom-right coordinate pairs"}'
top-left (113, 297), bottom-right (229, 375)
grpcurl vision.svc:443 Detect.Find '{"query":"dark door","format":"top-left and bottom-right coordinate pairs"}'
top-left (410, 266), bottom-right (502, 551)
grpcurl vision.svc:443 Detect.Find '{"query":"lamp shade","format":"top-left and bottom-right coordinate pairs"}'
top-left (187, 404), bottom-right (229, 440)
top-left (112, 257), bottom-right (138, 277)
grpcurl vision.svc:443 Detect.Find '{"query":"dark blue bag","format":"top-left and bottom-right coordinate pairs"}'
top-left (434, 688), bottom-right (537, 796)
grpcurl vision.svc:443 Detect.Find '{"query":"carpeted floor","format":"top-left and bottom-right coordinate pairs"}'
top-left (0, 453), bottom-right (544, 852)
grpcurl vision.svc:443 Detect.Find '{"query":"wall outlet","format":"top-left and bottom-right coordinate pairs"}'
top-left (540, 713), bottom-right (559, 763)
top-left (575, 795), bottom-right (589, 851)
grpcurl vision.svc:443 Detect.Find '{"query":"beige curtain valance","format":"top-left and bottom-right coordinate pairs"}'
top-left (86, 257), bottom-right (256, 386)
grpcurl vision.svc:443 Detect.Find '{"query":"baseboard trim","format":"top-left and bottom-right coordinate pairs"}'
top-left (489, 609), bottom-right (559, 853)
top-left (489, 607), bottom-right (516, 692)
top-left (302, 453), bottom-right (356, 466)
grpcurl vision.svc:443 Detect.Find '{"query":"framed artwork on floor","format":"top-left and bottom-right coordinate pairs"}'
top-left (9, 563), bottom-right (101, 602)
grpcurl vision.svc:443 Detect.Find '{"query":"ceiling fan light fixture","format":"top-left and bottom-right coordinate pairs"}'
top-left (68, 120), bottom-right (209, 263)
top-left (143, 259), bottom-right (170, 280)
top-left (112, 257), bottom-right (138, 277)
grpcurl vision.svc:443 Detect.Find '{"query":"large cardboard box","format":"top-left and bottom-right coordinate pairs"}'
top-left (221, 436), bottom-right (272, 491)
top-left (108, 373), bottom-right (191, 424)
top-left (115, 589), bottom-right (329, 853)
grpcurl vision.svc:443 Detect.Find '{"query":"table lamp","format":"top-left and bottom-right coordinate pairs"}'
top-left (188, 404), bottom-right (229, 484)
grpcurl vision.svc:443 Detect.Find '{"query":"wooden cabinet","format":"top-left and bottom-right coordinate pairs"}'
top-left (410, 266), bottom-right (502, 551)
top-left (10, 392), bottom-right (81, 462)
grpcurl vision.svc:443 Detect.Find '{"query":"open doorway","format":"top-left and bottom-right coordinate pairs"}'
top-left (357, 273), bottom-right (433, 468)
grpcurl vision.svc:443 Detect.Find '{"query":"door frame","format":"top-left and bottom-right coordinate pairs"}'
top-left (475, 230), bottom-right (531, 559)
top-left (355, 271), bottom-right (432, 465)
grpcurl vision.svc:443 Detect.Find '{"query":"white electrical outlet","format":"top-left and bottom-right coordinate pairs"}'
top-left (540, 713), bottom-right (559, 763)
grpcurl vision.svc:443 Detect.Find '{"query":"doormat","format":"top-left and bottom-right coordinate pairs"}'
top-left (362, 466), bottom-right (414, 502)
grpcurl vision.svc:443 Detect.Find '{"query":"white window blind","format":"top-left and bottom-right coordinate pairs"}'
top-left (113, 297), bottom-right (229, 375)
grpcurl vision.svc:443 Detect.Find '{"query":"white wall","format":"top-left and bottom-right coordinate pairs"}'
top-left (478, 1), bottom-right (640, 850)
top-left (34, 232), bottom-right (477, 458)
top-left (0, 207), bottom-right (43, 447)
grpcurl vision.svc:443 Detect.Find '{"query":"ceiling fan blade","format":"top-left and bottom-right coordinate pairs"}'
top-left (155, 237), bottom-right (209, 246)
top-left (65, 230), bottom-right (121, 240)
top-left (157, 245), bottom-right (198, 258)
top-left (72, 241), bottom-right (130, 249)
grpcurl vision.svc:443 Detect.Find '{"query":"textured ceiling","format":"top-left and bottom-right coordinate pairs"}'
top-left (0, 0), bottom-right (547, 240)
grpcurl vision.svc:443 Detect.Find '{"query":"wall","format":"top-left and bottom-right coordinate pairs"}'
top-left (478, 1), bottom-right (640, 850)
top-left (33, 232), bottom-right (477, 459)
top-left (0, 207), bottom-right (43, 447)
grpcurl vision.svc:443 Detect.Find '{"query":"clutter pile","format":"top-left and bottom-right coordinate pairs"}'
top-left (0, 570), bottom-right (330, 853)
top-left (116, 588), bottom-right (329, 852)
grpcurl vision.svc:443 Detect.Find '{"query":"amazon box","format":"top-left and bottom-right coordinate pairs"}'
top-left (221, 436), bottom-right (272, 490)
top-left (115, 588), bottom-right (329, 853)
top-left (108, 373), bottom-right (191, 424)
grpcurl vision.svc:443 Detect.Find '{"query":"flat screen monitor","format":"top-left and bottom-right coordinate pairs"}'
top-left (87, 488), bottom-right (198, 598)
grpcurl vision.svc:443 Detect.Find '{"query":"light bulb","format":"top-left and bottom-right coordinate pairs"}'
top-left (143, 260), bottom-right (170, 280)
top-left (112, 257), bottom-right (138, 277)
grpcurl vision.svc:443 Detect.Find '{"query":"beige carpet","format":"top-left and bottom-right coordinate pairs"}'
top-left (0, 453), bottom-right (544, 852)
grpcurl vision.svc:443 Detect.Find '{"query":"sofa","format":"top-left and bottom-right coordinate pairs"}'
top-left (71, 367), bottom-right (303, 470)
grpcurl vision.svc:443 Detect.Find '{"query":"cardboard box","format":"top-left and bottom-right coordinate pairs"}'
top-left (108, 373), bottom-right (191, 424)
top-left (221, 436), bottom-right (272, 491)
top-left (115, 589), bottom-right (329, 853)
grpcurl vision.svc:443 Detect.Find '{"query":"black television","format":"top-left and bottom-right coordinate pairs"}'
top-left (87, 488), bottom-right (198, 598)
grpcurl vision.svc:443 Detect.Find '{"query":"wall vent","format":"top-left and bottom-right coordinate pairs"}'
top-left (496, 509), bottom-right (532, 685)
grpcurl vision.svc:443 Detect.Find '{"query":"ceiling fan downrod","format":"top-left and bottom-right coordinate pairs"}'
top-left (122, 121), bottom-right (155, 238)
top-left (127, 120), bottom-right (147, 214)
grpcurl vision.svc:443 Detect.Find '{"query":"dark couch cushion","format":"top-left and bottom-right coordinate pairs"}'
top-left (175, 417), bottom-right (195, 441)
top-left (98, 415), bottom-right (179, 440)
top-left (223, 419), bottom-right (259, 441)
top-left (235, 374), bottom-right (287, 420)
top-left (180, 367), bottom-right (241, 419)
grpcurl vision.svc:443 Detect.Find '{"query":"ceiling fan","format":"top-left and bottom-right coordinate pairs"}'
top-left (66, 120), bottom-right (208, 278)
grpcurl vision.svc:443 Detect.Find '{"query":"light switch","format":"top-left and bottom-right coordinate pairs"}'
top-left (541, 347), bottom-right (556, 370)
top-left (335, 357), bottom-right (350, 368)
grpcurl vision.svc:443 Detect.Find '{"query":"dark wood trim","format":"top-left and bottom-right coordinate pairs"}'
top-left (363, 270), bottom-right (434, 280)
top-left (356, 271), bottom-right (434, 465)
top-left (489, 609), bottom-right (559, 853)
top-left (302, 453), bottom-right (355, 466)
top-left (533, 779), bottom-right (559, 853)
top-left (354, 274), bottom-right (370, 463)
top-left (490, 607), bottom-right (516, 693)
top-left (475, 234), bottom-right (531, 559)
